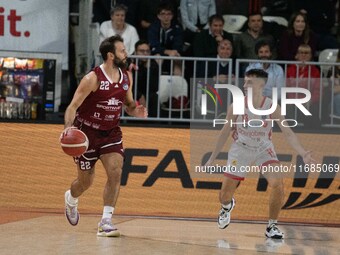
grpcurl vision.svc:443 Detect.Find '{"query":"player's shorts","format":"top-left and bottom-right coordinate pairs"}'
top-left (73, 122), bottom-right (124, 171)
top-left (224, 141), bottom-right (279, 181)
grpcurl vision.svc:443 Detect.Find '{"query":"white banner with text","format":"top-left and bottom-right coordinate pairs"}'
top-left (0, 0), bottom-right (69, 69)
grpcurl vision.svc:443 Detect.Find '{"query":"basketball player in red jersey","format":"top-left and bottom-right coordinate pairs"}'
top-left (62, 35), bottom-right (147, 237)
top-left (205, 69), bottom-right (316, 239)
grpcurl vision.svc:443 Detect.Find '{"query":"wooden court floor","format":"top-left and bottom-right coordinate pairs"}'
top-left (0, 212), bottom-right (339, 255)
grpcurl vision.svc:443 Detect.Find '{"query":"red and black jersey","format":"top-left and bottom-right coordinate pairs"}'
top-left (76, 65), bottom-right (130, 130)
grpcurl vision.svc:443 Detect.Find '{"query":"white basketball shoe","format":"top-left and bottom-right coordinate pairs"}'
top-left (97, 218), bottom-right (120, 237)
top-left (265, 223), bottom-right (284, 239)
top-left (218, 198), bottom-right (235, 229)
top-left (64, 191), bottom-right (79, 226)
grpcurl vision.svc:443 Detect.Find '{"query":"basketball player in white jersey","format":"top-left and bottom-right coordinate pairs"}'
top-left (205, 69), bottom-right (315, 239)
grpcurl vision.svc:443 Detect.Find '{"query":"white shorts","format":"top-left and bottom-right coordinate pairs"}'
top-left (224, 141), bottom-right (279, 180)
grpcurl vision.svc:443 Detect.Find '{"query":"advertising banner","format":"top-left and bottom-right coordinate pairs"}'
top-left (0, 0), bottom-right (69, 69)
top-left (0, 124), bottom-right (339, 225)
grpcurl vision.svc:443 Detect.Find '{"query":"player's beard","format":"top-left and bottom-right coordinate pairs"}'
top-left (113, 55), bottom-right (127, 69)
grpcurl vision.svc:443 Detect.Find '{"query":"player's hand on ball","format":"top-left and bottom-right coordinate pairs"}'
top-left (60, 126), bottom-right (78, 140)
top-left (60, 127), bottom-right (89, 157)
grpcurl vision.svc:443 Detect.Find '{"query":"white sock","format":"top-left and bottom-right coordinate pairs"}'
top-left (102, 206), bottom-right (114, 219)
top-left (222, 201), bottom-right (233, 210)
top-left (66, 190), bottom-right (78, 205)
top-left (268, 219), bottom-right (278, 227)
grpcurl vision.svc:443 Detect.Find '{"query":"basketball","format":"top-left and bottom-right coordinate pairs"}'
top-left (60, 128), bottom-right (89, 157)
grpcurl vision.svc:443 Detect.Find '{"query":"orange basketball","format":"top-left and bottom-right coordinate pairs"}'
top-left (60, 128), bottom-right (89, 157)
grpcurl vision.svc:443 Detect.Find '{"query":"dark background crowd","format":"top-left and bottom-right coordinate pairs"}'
top-left (67, 0), bottom-right (340, 126)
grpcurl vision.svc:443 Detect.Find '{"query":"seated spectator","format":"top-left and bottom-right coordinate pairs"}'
top-left (291, 0), bottom-right (338, 50)
top-left (286, 44), bottom-right (321, 128)
top-left (148, 3), bottom-right (183, 73)
top-left (207, 39), bottom-right (234, 83)
top-left (234, 12), bottom-right (276, 76)
top-left (180, 0), bottom-right (216, 46)
top-left (246, 40), bottom-right (284, 99)
top-left (132, 40), bottom-right (159, 110)
top-left (115, 0), bottom-right (140, 28)
top-left (139, 0), bottom-right (180, 40)
top-left (207, 39), bottom-right (234, 115)
top-left (193, 14), bottom-right (234, 80)
top-left (93, 0), bottom-right (140, 27)
top-left (193, 14), bottom-right (233, 58)
top-left (278, 12), bottom-right (319, 61)
top-left (99, 4), bottom-right (140, 55)
top-left (234, 12), bottom-right (276, 60)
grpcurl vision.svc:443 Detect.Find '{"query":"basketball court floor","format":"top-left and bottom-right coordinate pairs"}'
top-left (1, 213), bottom-right (339, 255)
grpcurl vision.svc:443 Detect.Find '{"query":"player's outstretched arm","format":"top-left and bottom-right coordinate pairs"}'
top-left (64, 72), bottom-right (98, 128)
top-left (272, 105), bottom-right (316, 165)
top-left (124, 71), bottom-right (148, 118)
top-left (205, 104), bottom-right (236, 166)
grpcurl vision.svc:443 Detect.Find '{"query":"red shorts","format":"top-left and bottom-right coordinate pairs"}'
top-left (73, 123), bottom-right (124, 171)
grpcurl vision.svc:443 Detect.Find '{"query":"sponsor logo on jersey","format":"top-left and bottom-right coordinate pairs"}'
top-left (107, 98), bottom-right (121, 106)
top-left (97, 97), bottom-right (122, 111)
top-left (105, 114), bottom-right (116, 120)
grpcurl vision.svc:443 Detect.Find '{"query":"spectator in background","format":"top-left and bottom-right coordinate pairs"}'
top-left (246, 40), bottom-right (284, 99)
top-left (139, 0), bottom-right (180, 40)
top-left (112, 0), bottom-right (140, 27)
top-left (193, 14), bottom-right (233, 58)
top-left (93, 0), bottom-right (140, 26)
top-left (291, 0), bottom-right (337, 33)
top-left (286, 44), bottom-right (321, 128)
top-left (148, 3), bottom-right (183, 73)
top-left (132, 40), bottom-right (159, 112)
top-left (234, 12), bottom-right (275, 76)
top-left (291, 0), bottom-right (338, 50)
top-left (180, 0), bottom-right (216, 46)
top-left (208, 39), bottom-right (234, 82)
top-left (278, 12), bottom-right (318, 61)
top-left (193, 15), bottom-right (233, 80)
top-left (234, 12), bottom-right (276, 60)
top-left (208, 39), bottom-right (234, 115)
top-left (99, 4), bottom-right (140, 55)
